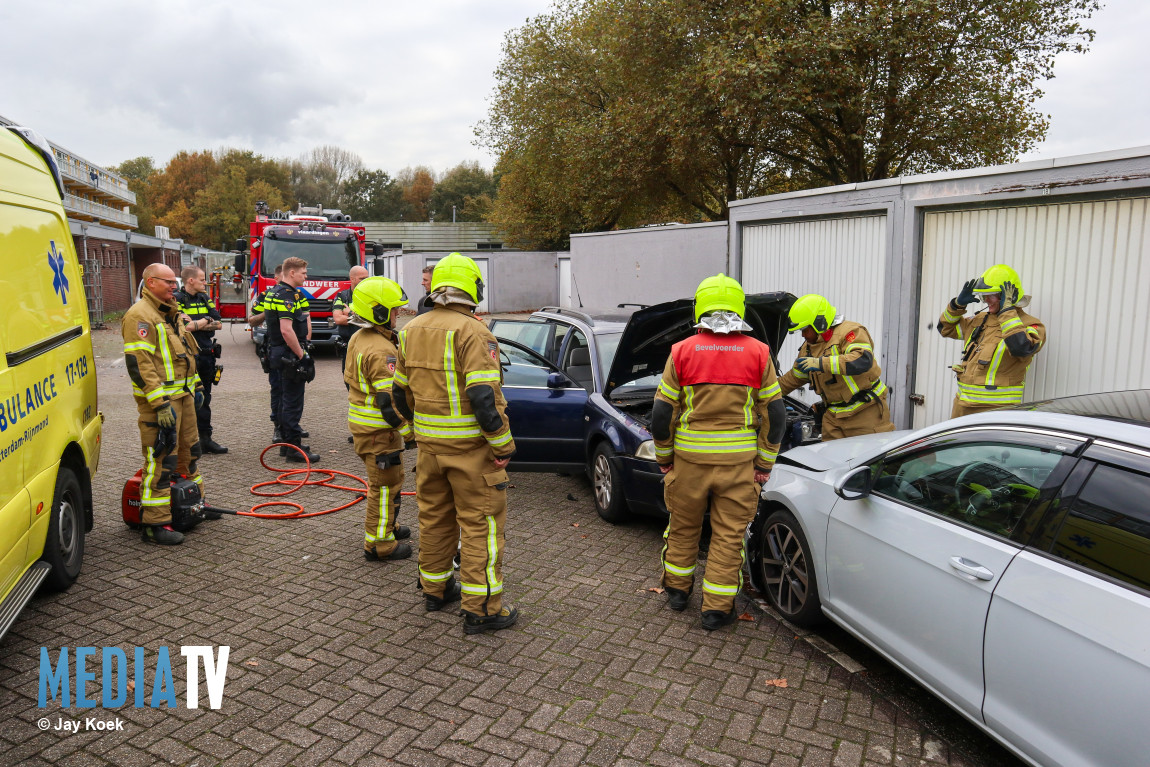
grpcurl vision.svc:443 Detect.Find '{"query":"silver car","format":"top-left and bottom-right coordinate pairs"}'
top-left (745, 390), bottom-right (1150, 767)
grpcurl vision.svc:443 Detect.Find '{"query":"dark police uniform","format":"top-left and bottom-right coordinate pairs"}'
top-left (175, 286), bottom-right (223, 448)
top-left (251, 286), bottom-right (280, 433)
top-left (264, 281), bottom-right (310, 448)
top-left (333, 286), bottom-right (355, 374)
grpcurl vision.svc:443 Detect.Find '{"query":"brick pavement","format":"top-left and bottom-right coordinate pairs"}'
top-left (0, 323), bottom-right (1013, 766)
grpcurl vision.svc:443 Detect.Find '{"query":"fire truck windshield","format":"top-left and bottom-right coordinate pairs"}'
top-left (261, 237), bottom-right (358, 280)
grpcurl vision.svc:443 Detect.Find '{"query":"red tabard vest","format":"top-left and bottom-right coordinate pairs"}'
top-left (671, 331), bottom-right (771, 387)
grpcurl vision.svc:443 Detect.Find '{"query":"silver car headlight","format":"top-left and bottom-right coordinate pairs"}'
top-left (800, 419), bottom-right (814, 443)
top-left (635, 440), bottom-right (657, 461)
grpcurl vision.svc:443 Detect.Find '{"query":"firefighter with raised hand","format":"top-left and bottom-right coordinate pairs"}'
top-left (122, 263), bottom-right (206, 545)
top-left (175, 266), bottom-right (227, 454)
top-left (345, 276), bottom-right (415, 562)
top-left (778, 294), bottom-right (895, 440)
top-left (392, 253), bottom-right (519, 633)
top-left (939, 264), bottom-right (1046, 418)
top-left (265, 256), bottom-right (319, 463)
top-left (651, 274), bottom-right (787, 630)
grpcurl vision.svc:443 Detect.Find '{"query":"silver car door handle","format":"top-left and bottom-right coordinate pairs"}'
top-left (949, 557), bottom-right (994, 581)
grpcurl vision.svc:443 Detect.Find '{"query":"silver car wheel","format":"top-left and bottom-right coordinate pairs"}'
top-left (594, 453), bottom-right (612, 508)
top-left (762, 519), bottom-right (810, 617)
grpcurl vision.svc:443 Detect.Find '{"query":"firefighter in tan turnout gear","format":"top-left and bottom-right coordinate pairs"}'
top-left (939, 264), bottom-right (1046, 418)
top-left (652, 274), bottom-right (787, 631)
top-left (392, 253), bottom-right (520, 634)
top-left (344, 277), bottom-right (415, 562)
top-left (122, 263), bottom-right (207, 545)
top-left (777, 294), bottom-right (895, 440)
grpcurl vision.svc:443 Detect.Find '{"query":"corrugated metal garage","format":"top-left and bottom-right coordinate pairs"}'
top-left (742, 215), bottom-right (889, 403)
top-left (914, 197), bottom-right (1150, 427)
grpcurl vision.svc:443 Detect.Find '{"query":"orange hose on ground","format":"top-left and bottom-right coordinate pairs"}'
top-left (237, 444), bottom-right (413, 519)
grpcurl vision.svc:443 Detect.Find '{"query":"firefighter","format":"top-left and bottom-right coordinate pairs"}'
top-left (122, 263), bottom-right (206, 545)
top-left (345, 276), bottom-right (416, 561)
top-left (651, 274), bottom-right (787, 630)
top-left (392, 253), bottom-right (518, 633)
top-left (332, 265), bottom-right (370, 375)
top-left (175, 266), bottom-right (227, 454)
top-left (939, 264), bottom-right (1046, 418)
top-left (265, 257), bottom-right (319, 463)
top-left (778, 294), bottom-right (895, 440)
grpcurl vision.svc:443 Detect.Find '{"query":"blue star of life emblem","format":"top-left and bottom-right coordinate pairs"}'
top-left (49, 240), bottom-right (70, 304)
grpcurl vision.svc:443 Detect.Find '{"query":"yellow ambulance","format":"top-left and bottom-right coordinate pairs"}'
top-left (0, 124), bottom-right (102, 641)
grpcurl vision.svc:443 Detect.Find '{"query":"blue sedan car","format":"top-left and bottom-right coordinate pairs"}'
top-left (491, 294), bottom-right (818, 523)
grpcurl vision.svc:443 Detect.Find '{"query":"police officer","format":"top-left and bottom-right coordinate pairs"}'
top-left (651, 274), bottom-right (786, 630)
top-left (778, 294), bottom-right (895, 440)
top-left (345, 277), bottom-right (415, 561)
top-left (939, 264), bottom-right (1046, 417)
top-left (122, 263), bottom-right (206, 545)
top-left (392, 253), bottom-right (518, 633)
top-left (265, 257), bottom-right (319, 463)
top-left (175, 266), bottom-right (227, 454)
top-left (333, 265), bottom-right (370, 374)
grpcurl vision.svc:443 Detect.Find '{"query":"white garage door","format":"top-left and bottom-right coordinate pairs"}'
top-left (913, 197), bottom-right (1150, 428)
top-left (742, 215), bottom-right (888, 404)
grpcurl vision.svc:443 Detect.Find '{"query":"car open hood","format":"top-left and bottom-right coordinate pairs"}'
top-left (604, 292), bottom-right (795, 396)
top-left (779, 431), bottom-right (910, 472)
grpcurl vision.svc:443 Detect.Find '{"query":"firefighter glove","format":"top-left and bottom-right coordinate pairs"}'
top-left (795, 356), bottom-right (823, 374)
top-left (956, 278), bottom-right (977, 306)
top-left (194, 389), bottom-right (204, 410)
top-left (155, 403), bottom-right (177, 428)
top-left (1000, 280), bottom-right (1019, 310)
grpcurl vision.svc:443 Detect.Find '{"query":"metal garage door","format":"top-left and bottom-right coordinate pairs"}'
top-left (913, 197), bottom-right (1150, 428)
top-left (741, 215), bottom-right (888, 403)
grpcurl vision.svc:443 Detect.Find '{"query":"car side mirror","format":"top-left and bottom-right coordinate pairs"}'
top-left (547, 372), bottom-right (572, 389)
top-left (235, 237), bottom-right (248, 253)
top-left (835, 465), bottom-right (874, 500)
top-left (372, 242), bottom-right (384, 257)
top-left (234, 253), bottom-right (247, 275)
top-left (372, 259), bottom-right (386, 276)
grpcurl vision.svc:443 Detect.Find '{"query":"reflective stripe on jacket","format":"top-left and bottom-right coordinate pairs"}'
top-left (653, 330), bottom-right (781, 467)
top-left (778, 321), bottom-right (886, 417)
top-left (393, 303), bottom-right (515, 456)
top-left (121, 288), bottom-right (201, 410)
top-left (345, 325), bottom-right (412, 445)
top-left (938, 302), bottom-right (1046, 405)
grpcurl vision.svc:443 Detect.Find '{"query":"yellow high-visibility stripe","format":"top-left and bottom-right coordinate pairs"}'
top-left (702, 579), bottom-right (738, 596)
top-left (420, 568), bottom-right (453, 582)
top-left (443, 330), bottom-right (460, 416)
top-left (985, 341), bottom-right (1008, 387)
top-left (757, 381), bottom-right (781, 400)
top-left (658, 380), bottom-right (680, 399)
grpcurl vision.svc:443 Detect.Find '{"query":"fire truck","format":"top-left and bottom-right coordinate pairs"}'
top-left (224, 201), bottom-right (383, 349)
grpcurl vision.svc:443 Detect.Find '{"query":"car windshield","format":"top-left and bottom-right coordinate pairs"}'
top-left (597, 331), bottom-right (663, 394)
top-left (262, 238), bottom-right (358, 280)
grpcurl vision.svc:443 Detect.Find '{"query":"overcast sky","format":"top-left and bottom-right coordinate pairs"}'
top-left (2, 0), bottom-right (1146, 175)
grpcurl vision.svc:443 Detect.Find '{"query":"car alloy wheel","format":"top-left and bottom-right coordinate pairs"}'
top-left (42, 467), bottom-right (85, 591)
top-left (589, 442), bottom-right (629, 524)
top-left (759, 510), bottom-right (821, 626)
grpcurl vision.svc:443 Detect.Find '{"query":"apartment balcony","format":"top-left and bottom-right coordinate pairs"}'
top-left (64, 193), bottom-right (137, 229)
top-left (54, 149), bottom-right (136, 207)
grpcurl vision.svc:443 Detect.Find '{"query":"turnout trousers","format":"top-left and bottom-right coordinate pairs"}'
top-left (950, 398), bottom-right (1005, 419)
top-left (137, 395), bottom-right (202, 525)
top-left (416, 446), bottom-right (509, 616)
top-left (356, 437), bottom-right (405, 558)
top-left (821, 395), bottom-right (896, 441)
top-left (661, 459), bottom-right (757, 614)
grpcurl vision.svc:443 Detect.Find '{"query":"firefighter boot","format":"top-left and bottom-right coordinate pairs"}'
top-left (701, 608), bottom-right (737, 631)
top-left (142, 525), bottom-right (184, 545)
top-left (666, 587), bottom-right (691, 612)
top-left (463, 605), bottom-right (519, 635)
top-left (426, 577), bottom-right (462, 612)
top-left (395, 525), bottom-right (411, 540)
top-left (365, 541), bottom-right (412, 561)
